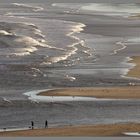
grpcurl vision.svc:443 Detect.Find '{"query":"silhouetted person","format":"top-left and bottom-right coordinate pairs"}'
top-left (31, 121), bottom-right (34, 129)
top-left (45, 120), bottom-right (48, 128)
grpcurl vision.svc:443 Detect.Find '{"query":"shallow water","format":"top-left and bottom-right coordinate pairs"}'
top-left (0, 99), bottom-right (140, 129)
top-left (0, 1), bottom-right (140, 129)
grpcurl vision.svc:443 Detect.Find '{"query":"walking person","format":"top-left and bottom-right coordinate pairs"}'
top-left (45, 120), bottom-right (48, 128)
top-left (31, 121), bottom-right (34, 129)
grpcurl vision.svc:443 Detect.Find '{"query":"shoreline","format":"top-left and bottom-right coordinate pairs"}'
top-left (35, 55), bottom-right (140, 100)
top-left (0, 123), bottom-right (140, 136)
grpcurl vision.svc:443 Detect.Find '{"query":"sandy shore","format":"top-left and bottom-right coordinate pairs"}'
top-left (0, 123), bottom-right (140, 136)
top-left (127, 56), bottom-right (140, 79)
top-left (39, 86), bottom-right (140, 99)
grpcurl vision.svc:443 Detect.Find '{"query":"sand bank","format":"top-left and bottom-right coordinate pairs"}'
top-left (127, 56), bottom-right (140, 79)
top-left (39, 86), bottom-right (140, 99)
top-left (0, 123), bottom-right (140, 136)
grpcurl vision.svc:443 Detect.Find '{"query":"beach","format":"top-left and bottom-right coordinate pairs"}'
top-left (1, 0), bottom-right (140, 136)
top-left (0, 123), bottom-right (140, 136)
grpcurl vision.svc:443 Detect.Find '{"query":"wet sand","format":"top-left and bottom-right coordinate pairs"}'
top-left (39, 86), bottom-right (140, 99)
top-left (0, 123), bottom-right (140, 136)
top-left (127, 56), bottom-right (140, 79)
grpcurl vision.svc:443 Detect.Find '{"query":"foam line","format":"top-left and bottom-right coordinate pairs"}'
top-left (123, 132), bottom-right (140, 136)
top-left (110, 41), bottom-right (127, 55)
top-left (0, 127), bottom-right (29, 132)
top-left (12, 3), bottom-right (44, 12)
